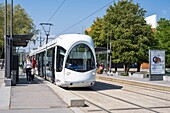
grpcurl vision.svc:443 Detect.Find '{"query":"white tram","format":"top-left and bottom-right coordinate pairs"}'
top-left (30, 34), bottom-right (96, 87)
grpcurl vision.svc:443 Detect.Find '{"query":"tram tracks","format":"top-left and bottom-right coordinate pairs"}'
top-left (69, 88), bottom-right (159, 113)
top-left (97, 79), bottom-right (170, 101)
top-left (91, 89), bottom-right (161, 113)
top-left (68, 81), bottom-right (170, 113)
top-left (123, 89), bottom-right (170, 102)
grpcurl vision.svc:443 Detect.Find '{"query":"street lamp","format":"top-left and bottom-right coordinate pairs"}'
top-left (40, 23), bottom-right (53, 80)
top-left (40, 23), bottom-right (53, 44)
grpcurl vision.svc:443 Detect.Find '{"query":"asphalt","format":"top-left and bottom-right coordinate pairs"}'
top-left (0, 68), bottom-right (170, 113)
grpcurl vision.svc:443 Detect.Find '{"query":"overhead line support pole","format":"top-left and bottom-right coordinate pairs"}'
top-left (4, 0), bottom-right (7, 77)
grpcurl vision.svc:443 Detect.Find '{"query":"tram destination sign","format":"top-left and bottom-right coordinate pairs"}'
top-left (149, 50), bottom-right (165, 80)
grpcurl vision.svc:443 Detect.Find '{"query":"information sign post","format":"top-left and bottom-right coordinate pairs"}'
top-left (149, 50), bottom-right (165, 81)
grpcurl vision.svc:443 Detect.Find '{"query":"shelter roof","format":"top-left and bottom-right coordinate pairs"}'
top-left (7, 34), bottom-right (34, 47)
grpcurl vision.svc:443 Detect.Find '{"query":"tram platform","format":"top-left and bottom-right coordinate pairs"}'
top-left (96, 73), bottom-right (170, 92)
top-left (0, 69), bottom-right (83, 113)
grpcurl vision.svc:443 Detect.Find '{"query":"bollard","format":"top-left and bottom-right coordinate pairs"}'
top-left (11, 70), bottom-right (16, 86)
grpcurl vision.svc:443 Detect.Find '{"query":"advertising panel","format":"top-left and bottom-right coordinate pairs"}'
top-left (149, 50), bottom-right (165, 75)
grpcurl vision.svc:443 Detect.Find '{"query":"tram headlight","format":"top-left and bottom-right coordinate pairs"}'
top-left (92, 72), bottom-right (96, 76)
top-left (67, 72), bottom-right (71, 75)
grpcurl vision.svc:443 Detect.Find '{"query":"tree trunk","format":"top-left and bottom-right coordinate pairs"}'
top-left (124, 63), bottom-right (127, 74)
top-left (124, 63), bottom-right (130, 75)
top-left (137, 63), bottom-right (141, 72)
top-left (115, 64), bottom-right (117, 72)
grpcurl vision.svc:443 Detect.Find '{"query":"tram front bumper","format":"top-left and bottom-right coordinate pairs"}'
top-left (57, 81), bottom-right (95, 88)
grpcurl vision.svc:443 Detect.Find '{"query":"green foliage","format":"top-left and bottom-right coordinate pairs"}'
top-left (0, 4), bottom-right (4, 49)
top-left (90, 17), bottom-right (106, 47)
top-left (13, 4), bottom-right (35, 34)
top-left (0, 4), bottom-right (35, 49)
top-left (154, 18), bottom-right (170, 67)
top-left (103, 0), bottom-right (157, 65)
top-left (120, 73), bottom-right (128, 76)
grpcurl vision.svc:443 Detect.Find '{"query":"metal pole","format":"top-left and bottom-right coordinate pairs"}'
top-left (40, 23), bottom-right (53, 44)
top-left (40, 23), bottom-right (53, 80)
top-left (106, 36), bottom-right (108, 73)
top-left (40, 31), bottom-right (42, 47)
top-left (4, 0), bottom-right (7, 77)
top-left (109, 37), bottom-right (112, 73)
top-left (5, 0), bottom-right (11, 78)
top-left (46, 34), bottom-right (49, 44)
top-left (10, 0), bottom-right (13, 73)
top-left (10, 0), bottom-right (13, 38)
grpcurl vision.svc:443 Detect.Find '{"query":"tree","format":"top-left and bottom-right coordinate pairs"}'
top-left (89, 17), bottom-right (106, 47)
top-left (0, 4), bottom-right (35, 56)
top-left (154, 18), bottom-right (170, 67)
top-left (0, 4), bottom-right (4, 50)
top-left (13, 5), bottom-right (35, 34)
top-left (103, 0), bottom-right (157, 74)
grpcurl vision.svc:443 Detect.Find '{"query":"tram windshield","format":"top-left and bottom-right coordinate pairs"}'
top-left (65, 44), bottom-right (95, 72)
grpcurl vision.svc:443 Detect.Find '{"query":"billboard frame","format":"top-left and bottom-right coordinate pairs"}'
top-left (149, 50), bottom-right (165, 81)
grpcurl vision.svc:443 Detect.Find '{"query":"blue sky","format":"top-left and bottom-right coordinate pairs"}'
top-left (1, 0), bottom-right (170, 50)
top-left (8, 0), bottom-right (170, 36)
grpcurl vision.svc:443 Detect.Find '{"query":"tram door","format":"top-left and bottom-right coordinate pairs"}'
top-left (46, 48), bottom-right (55, 82)
top-left (37, 54), bottom-right (40, 76)
top-left (38, 52), bottom-right (45, 77)
top-left (55, 46), bottom-right (66, 82)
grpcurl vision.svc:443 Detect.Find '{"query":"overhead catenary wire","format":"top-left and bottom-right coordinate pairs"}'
top-left (27, 0), bottom-right (66, 51)
top-left (47, 0), bottom-right (66, 22)
top-left (58, 0), bottom-right (114, 35)
top-left (37, 0), bottom-right (66, 45)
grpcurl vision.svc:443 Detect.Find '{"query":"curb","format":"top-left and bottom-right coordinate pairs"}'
top-left (36, 76), bottom-right (85, 107)
top-left (0, 83), bottom-right (11, 109)
top-left (96, 76), bottom-right (170, 92)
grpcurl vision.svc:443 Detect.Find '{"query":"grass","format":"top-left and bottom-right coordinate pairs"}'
top-left (120, 73), bottom-right (129, 76)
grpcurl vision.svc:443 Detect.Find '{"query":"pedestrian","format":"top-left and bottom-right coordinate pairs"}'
top-left (24, 55), bottom-right (32, 83)
top-left (32, 55), bottom-right (36, 81)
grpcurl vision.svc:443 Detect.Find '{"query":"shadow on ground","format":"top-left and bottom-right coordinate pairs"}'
top-left (65, 81), bottom-right (123, 91)
top-left (16, 75), bottom-right (43, 86)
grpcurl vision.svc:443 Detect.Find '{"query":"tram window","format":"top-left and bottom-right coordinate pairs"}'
top-left (65, 44), bottom-right (95, 72)
top-left (56, 46), bottom-right (66, 72)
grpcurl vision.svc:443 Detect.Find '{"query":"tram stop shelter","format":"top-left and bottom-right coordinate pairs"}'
top-left (6, 34), bottom-right (34, 85)
top-left (95, 47), bottom-right (108, 67)
top-left (12, 34), bottom-right (34, 47)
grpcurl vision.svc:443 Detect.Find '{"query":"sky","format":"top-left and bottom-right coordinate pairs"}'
top-left (1, 0), bottom-right (170, 51)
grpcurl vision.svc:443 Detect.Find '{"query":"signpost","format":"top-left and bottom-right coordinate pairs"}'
top-left (149, 50), bottom-right (165, 81)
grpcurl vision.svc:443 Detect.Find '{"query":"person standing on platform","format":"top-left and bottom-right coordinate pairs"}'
top-left (25, 55), bottom-right (32, 82)
top-left (32, 55), bottom-right (36, 81)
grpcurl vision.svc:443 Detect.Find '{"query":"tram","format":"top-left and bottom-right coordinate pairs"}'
top-left (30, 34), bottom-right (96, 87)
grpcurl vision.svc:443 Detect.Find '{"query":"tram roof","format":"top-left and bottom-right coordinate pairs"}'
top-left (30, 34), bottom-right (94, 55)
top-left (48, 34), bottom-right (93, 46)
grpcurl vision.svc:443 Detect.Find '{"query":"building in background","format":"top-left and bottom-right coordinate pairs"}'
top-left (141, 14), bottom-right (157, 69)
top-left (145, 14), bottom-right (157, 32)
